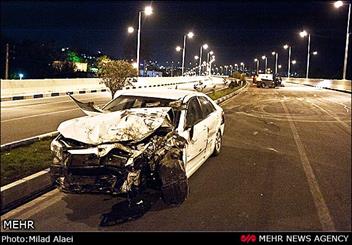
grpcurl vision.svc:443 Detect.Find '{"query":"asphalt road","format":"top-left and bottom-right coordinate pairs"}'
top-left (1, 82), bottom-right (351, 231)
top-left (1, 81), bottom-right (226, 144)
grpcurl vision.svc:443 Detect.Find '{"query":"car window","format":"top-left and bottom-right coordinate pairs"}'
top-left (198, 96), bottom-right (216, 118)
top-left (103, 95), bottom-right (174, 112)
top-left (185, 97), bottom-right (203, 128)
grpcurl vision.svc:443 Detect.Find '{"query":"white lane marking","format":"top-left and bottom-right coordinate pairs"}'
top-left (1, 108), bottom-right (80, 123)
top-left (266, 147), bottom-right (279, 153)
top-left (280, 100), bottom-right (336, 231)
top-left (1, 189), bottom-right (62, 221)
top-left (307, 100), bottom-right (351, 134)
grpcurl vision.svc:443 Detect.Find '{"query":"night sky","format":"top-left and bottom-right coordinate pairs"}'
top-left (1, 0), bottom-right (351, 79)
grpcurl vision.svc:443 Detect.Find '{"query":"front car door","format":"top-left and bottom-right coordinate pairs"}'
top-left (197, 96), bottom-right (219, 157)
top-left (183, 97), bottom-right (208, 172)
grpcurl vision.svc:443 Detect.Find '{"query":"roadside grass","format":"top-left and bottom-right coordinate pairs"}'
top-left (208, 83), bottom-right (242, 101)
top-left (1, 139), bottom-right (52, 186)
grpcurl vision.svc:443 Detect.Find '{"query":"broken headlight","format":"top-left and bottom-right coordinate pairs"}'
top-left (51, 138), bottom-right (64, 161)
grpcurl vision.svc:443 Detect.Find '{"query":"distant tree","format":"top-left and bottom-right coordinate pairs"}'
top-left (66, 51), bottom-right (83, 63)
top-left (231, 71), bottom-right (246, 81)
top-left (51, 61), bottom-right (77, 77)
top-left (97, 58), bottom-right (137, 99)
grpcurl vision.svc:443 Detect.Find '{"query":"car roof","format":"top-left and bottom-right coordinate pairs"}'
top-left (114, 88), bottom-right (206, 100)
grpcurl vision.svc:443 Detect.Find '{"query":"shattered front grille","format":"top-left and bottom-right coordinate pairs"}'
top-left (104, 154), bottom-right (128, 168)
top-left (70, 154), bottom-right (100, 167)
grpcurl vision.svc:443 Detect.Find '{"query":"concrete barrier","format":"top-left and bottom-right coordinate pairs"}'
top-left (284, 78), bottom-right (351, 93)
top-left (1, 76), bottom-right (225, 101)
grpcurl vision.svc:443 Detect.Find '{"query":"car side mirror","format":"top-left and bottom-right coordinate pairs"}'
top-left (185, 124), bottom-right (194, 141)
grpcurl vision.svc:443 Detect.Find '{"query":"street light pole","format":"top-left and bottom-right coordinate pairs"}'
top-left (299, 30), bottom-right (311, 79)
top-left (5, 43), bottom-right (9, 79)
top-left (306, 34), bottom-right (311, 79)
top-left (262, 56), bottom-right (267, 72)
top-left (136, 11), bottom-right (142, 77)
top-left (198, 46), bottom-right (203, 76)
top-left (343, 3), bottom-right (351, 80)
top-left (206, 51), bottom-right (213, 75)
top-left (136, 6), bottom-right (153, 77)
top-left (284, 44), bottom-right (292, 78)
top-left (272, 52), bottom-right (278, 74)
top-left (182, 35), bottom-right (187, 76)
top-left (254, 58), bottom-right (259, 74)
top-left (198, 44), bottom-right (208, 76)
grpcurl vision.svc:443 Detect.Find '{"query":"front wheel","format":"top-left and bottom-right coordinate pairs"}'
top-left (261, 82), bottom-right (266, 88)
top-left (212, 130), bottom-right (222, 156)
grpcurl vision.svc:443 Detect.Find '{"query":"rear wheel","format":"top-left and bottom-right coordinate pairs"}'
top-left (261, 82), bottom-right (266, 88)
top-left (212, 130), bottom-right (222, 156)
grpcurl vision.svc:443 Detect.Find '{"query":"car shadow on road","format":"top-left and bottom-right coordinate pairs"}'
top-left (99, 189), bottom-right (176, 227)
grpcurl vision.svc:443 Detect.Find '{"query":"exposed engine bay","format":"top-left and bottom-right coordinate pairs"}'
top-left (50, 105), bottom-right (189, 206)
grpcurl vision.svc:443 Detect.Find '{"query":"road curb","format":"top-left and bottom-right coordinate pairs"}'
top-left (0, 168), bottom-right (54, 214)
top-left (1, 131), bottom-right (59, 151)
top-left (215, 81), bottom-right (249, 104)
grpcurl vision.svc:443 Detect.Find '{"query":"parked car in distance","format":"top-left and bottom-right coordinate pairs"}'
top-left (50, 88), bottom-right (225, 206)
top-left (256, 73), bottom-right (276, 88)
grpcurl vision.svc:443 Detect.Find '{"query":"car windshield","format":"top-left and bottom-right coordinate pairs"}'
top-left (102, 95), bottom-right (175, 112)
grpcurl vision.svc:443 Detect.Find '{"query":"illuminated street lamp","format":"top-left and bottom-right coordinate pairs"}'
top-left (234, 63), bottom-right (238, 71)
top-left (132, 62), bottom-right (138, 69)
top-left (206, 50), bottom-right (214, 74)
top-left (19, 73), bottom-right (24, 80)
top-left (207, 50), bottom-right (214, 64)
top-left (334, 1), bottom-right (351, 80)
top-left (240, 62), bottom-right (244, 71)
top-left (272, 51), bottom-right (278, 74)
top-left (198, 43), bottom-right (208, 75)
top-left (127, 26), bottom-right (134, 33)
top-left (299, 30), bottom-right (311, 79)
top-left (283, 44), bottom-right (292, 78)
top-left (312, 51), bottom-right (318, 55)
top-left (292, 60), bottom-right (297, 64)
top-left (254, 58), bottom-right (259, 74)
top-left (135, 5), bottom-right (153, 76)
top-left (261, 55), bottom-right (267, 73)
top-left (180, 31), bottom-right (194, 76)
top-left (176, 46), bottom-right (182, 52)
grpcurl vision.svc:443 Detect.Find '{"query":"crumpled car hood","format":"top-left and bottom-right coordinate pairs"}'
top-left (58, 107), bottom-right (172, 145)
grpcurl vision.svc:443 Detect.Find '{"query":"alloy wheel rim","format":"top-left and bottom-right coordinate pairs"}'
top-left (215, 132), bottom-right (221, 151)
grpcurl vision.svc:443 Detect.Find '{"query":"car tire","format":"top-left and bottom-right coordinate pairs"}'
top-left (212, 130), bottom-right (222, 156)
top-left (159, 150), bottom-right (189, 205)
top-left (261, 82), bottom-right (266, 88)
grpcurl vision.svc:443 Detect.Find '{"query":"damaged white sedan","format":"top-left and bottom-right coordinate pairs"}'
top-left (50, 88), bottom-right (225, 205)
